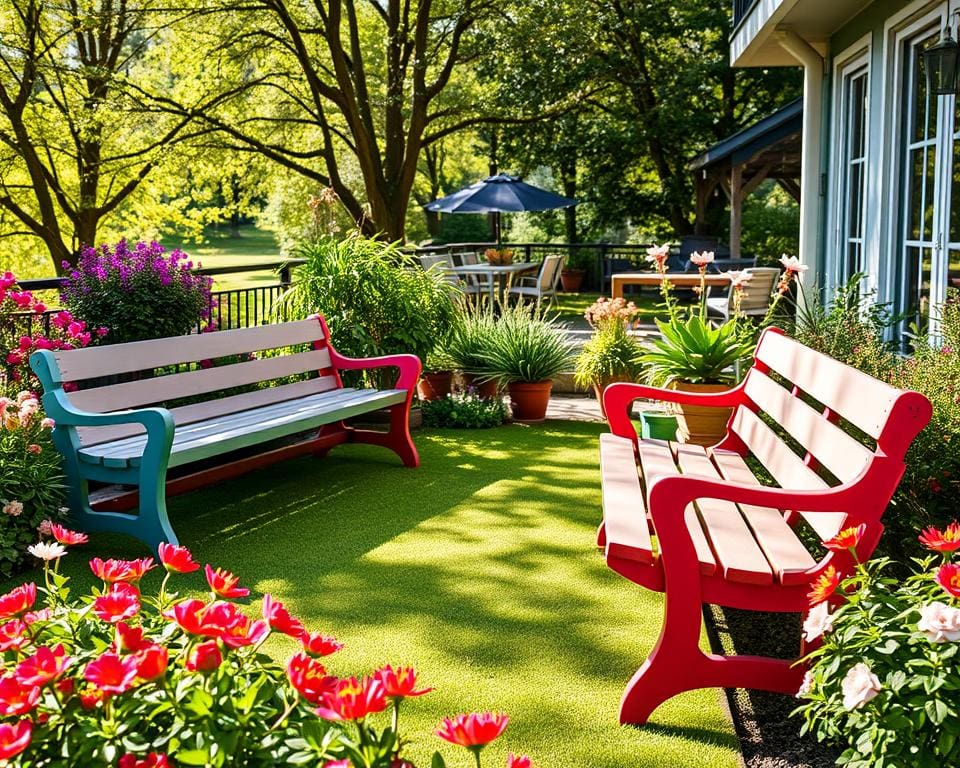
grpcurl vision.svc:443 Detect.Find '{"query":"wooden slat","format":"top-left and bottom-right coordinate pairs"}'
top-left (710, 449), bottom-right (819, 586)
top-left (673, 444), bottom-right (773, 585)
top-left (726, 409), bottom-right (846, 542)
top-left (744, 370), bottom-right (875, 483)
top-left (52, 319), bottom-right (326, 381)
top-left (77, 377), bottom-right (340, 446)
top-left (636, 440), bottom-right (716, 576)
top-left (599, 434), bottom-right (654, 564)
top-left (69, 348), bottom-right (332, 413)
top-left (755, 332), bottom-right (898, 439)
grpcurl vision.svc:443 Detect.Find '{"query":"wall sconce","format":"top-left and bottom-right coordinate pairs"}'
top-left (924, 14), bottom-right (960, 95)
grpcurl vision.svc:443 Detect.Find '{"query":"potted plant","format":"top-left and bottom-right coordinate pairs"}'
top-left (574, 297), bottom-right (643, 417)
top-left (446, 309), bottom-right (500, 398)
top-left (484, 247), bottom-right (514, 266)
top-left (417, 347), bottom-right (456, 401)
top-left (481, 304), bottom-right (573, 422)
top-left (560, 250), bottom-right (592, 293)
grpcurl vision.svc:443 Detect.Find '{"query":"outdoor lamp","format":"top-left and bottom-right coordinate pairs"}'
top-left (924, 18), bottom-right (960, 95)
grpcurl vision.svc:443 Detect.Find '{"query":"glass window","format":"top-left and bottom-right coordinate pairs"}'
top-left (838, 65), bottom-right (869, 284)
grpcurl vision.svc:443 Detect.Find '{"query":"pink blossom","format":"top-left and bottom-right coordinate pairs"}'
top-left (802, 602), bottom-right (833, 642)
top-left (689, 251), bottom-right (715, 267)
top-left (3, 502), bottom-right (23, 518)
top-left (918, 602), bottom-right (960, 643)
top-left (840, 663), bottom-right (881, 710)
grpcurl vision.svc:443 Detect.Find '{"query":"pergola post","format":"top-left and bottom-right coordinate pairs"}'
top-left (729, 165), bottom-right (743, 259)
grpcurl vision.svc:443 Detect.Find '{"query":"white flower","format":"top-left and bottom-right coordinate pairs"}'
top-left (3, 500), bottom-right (23, 517)
top-left (40, 417), bottom-right (55, 429)
top-left (645, 243), bottom-right (670, 265)
top-left (841, 662), bottom-right (881, 710)
top-left (689, 250), bottom-right (715, 266)
top-left (796, 671), bottom-right (814, 698)
top-left (726, 270), bottom-right (753, 289)
top-left (802, 601), bottom-right (834, 642)
top-left (28, 541), bottom-right (67, 561)
top-left (16, 391), bottom-right (33, 405)
top-left (779, 255), bottom-right (808, 273)
top-left (918, 601), bottom-right (960, 643)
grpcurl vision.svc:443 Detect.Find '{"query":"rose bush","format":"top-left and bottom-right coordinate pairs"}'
top-left (0, 536), bottom-right (532, 768)
top-left (794, 522), bottom-right (960, 767)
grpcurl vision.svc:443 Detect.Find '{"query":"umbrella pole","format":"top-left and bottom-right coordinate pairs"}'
top-left (495, 211), bottom-right (502, 248)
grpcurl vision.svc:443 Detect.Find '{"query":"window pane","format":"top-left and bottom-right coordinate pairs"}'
top-left (848, 162), bottom-right (864, 239)
top-left (924, 145), bottom-right (938, 240)
top-left (909, 148), bottom-right (924, 240)
top-left (851, 75), bottom-right (867, 159)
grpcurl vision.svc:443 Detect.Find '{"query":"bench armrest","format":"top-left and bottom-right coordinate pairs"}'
top-left (327, 349), bottom-right (422, 391)
top-left (603, 381), bottom-right (745, 439)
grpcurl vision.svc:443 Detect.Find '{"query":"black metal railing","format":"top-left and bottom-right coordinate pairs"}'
top-left (9, 260), bottom-right (302, 340)
top-left (733, 0), bottom-right (761, 29)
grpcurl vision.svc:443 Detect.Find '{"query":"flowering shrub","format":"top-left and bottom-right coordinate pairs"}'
top-left (0, 537), bottom-right (532, 767)
top-left (0, 392), bottom-right (65, 580)
top-left (1, 271), bottom-right (103, 390)
top-left (421, 391), bottom-right (508, 429)
top-left (794, 523), bottom-right (960, 767)
top-left (60, 240), bottom-right (213, 344)
top-left (582, 297), bottom-right (638, 330)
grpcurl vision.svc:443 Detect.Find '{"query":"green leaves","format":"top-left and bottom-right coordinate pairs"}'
top-left (639, 314), bottom-right (753, 385)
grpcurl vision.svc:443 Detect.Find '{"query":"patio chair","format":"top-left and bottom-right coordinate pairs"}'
top-left (706, 267), bottom-right (780, 321)
top-left (419, 253), bottom-right (483, 297)
top-left (507, 254), bottom-right (565, 307)
top-left (459, 252), bottom-right (494, 294)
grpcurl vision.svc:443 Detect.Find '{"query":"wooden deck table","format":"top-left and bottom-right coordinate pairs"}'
top-left (611, 272), bottom-right (732, 300)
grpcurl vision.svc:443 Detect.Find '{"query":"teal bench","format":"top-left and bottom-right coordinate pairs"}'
top-left (30, 316), bottom-right (421, 554)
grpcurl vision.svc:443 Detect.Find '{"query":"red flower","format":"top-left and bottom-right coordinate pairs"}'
top-left (158, 543), bottom-right (200, 574)
top-left (56, 678), bottom-right (75, 697)
top-left (807, 565), bottom-right (841, 606)
top-left (164, 599), bottom-right (208, 635)
top-left (0, 675), bottom-right (40, 716)
top-left (0, 619), bottom-right (26, 652)
top-left (79, 686), bottom-right (105, 710)
top-left (93, 583), bottom-right (141, 624)
top-left (376, 665), bottom-right (432, 699)
top-left (0, 583), bottom-right (36, 619)
top-left (919, 522), bottom-right (960, 553)
top-left (50, 524), bottom-right (88, 546)
top-left (262, 595), bottom-right (305, 637)
top-left (204, 564), bottom-right (249, 599)
top-left (0, 719), bottom-right (32, 761)
top-left (185, 641), bottom-right (222, 673)
top-left (936, 563), bottom-right (960, 599)
top-left (202, 602), bottom-right (268, 649)
top-left (435, 712), bottom-right (509, 749)
top-left (118, 753), bottom-right (172, 768)
top-left (300, 632), bottom-right (343, 658)
top-left (508, 755), bottom-right (532, 768)
top-left (286, 652), bottom-right (335, 705)
top-left (90, 557), bottom-right (155, 584)
top-left (84, 652), bottom-right (139, 695)
top-left (116, 622), bottom-right (149, 653)
top-left (315, 676), bottom-right (389, 721)
top-left (15, 644), bottom-right (71, 687)
top-left (134, 644), bottom-right (168, 682)
top-left (823, 524), bottom-right (866, 554)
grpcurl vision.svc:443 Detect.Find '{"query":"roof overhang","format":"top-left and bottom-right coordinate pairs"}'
top-left (731, 0), bottom-right (872, 67)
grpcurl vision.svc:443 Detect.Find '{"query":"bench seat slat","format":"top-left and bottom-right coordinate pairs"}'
top-left (52, 319), bottom-right (326, 381)
top-left (80, 388), bottom-right (405, 468)
top-left (77, 377), bottom-right (340, 446)
top-left (673, 444), bottom-right (774, 585)
top-left (69, 349), bottom-right (333, 413)
top-left (637, 440), bottom-right (716, 576)
top-left (709, 449), bottom-right (819, 586)
top-left (730, 406), bottom-right (828, 491)
top-left (599, 434), bottom-right (654, 564)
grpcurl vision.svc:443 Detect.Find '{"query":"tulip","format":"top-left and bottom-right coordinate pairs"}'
top-left (262, 595), bottom-right (305, 637)
top-left (15, 644), bottom-right (72, 687)
top-left (90, 557), bottom-right (155, 584)
top-left (435, 712), bottom-right (509, 750)
top-left (300, 631), bottom-right (344, 658)
top-left (315, 676), bottom-right (389, 721)
top-left (50, 524), bottom-right (88, 546)
top-left (134, 644), bottom-right (168, 682)
top-left (287, 652), bottom-right (334, 705)
top-left (376, 665), bottom-right (433, 699)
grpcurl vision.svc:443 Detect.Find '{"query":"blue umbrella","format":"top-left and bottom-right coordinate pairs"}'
top-left (424, 174), bottom-right (577, 245)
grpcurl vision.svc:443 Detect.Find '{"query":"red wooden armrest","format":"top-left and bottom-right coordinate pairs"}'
top-left (603, 381), bottom-right (746, 439)
top-left (328, 349), bottom-right (421, 391)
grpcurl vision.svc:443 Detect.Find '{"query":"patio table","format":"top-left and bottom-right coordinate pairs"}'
top-left (611, 272), bottom-right (731, 300)
top-left (450, 262), bottom-right (539, 303)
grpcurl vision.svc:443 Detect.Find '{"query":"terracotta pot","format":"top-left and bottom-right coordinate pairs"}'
top-left (592, 375), bottom-right (633, 419)
top-left (670, 381), bottom-right (732, 447)
top-left (459, 373), bottom-right (500, 399)
top-left (560, 269), bottom-right (585, 293)
top-left (508, 380), bottom-right (554, 422)
top-left (416, 371), bottom-right (453, 401)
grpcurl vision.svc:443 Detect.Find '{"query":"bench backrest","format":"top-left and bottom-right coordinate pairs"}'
top-left (33, 317), bottom-right (340, 445)
top-left (721, 328), bottom-right (932, 541)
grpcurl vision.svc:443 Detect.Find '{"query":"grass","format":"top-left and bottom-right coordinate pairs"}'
top-left (554, 292), bottom-right (662, 327)
top-left (3, 422), bottom-right (739, 767)
top-left (160, 226), bottom-right (287, 290)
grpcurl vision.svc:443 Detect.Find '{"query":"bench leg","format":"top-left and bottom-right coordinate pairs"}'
top-left (348, 402), bottom-right (419, 468)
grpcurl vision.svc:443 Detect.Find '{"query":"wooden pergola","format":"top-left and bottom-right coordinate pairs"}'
top-left (689, 98), bottom-right (802, 258)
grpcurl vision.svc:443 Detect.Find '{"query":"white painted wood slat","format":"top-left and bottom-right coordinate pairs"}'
top-left (53, 319), bottom-right (326, 381)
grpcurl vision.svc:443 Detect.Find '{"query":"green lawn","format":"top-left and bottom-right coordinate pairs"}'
top-left (160, 227), bottom-right (286, 290)
top-left (3, 422), bottom-right (738, 767)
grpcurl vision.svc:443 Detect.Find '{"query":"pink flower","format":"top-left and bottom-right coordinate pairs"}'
top-left (779, 254), bottom-right (808, 274)
top-left (376, 665), bottom-right (433, 699)
top-left (185, 641), bottom-right (222, 673)
top-left (645, 244), bottom-right (670, 268)
top-left (40, 417), bottom-right (54, 429)
top-left (917, 601), bottom-right (960, 643)
top-left (93, 583), bottom-right (141, 624)
top-left (802, 602), bottom-right (833, 642)
top-left (840, 662), bottom-right (881, 710)
top-left (3, 501), bottom-right (23, 517)
top-left (157, 543), bottom-right (200, 574)
top-left (823, 524), bottom-right (866, 554)
top-left (300, 631), bottom-right (344, 658)
top-left (919, 522), bottom-right (960, 553)
top-left (262, 595), bottom-right (305, 637)
top-left (15, 644), bottom-right (71, 687)
top-left (315, 676), bottom-right (389, 721)
top-left (689, 251), bottom-right (714, 267)
top-left (726, 270), bottom-right (753, 289)
top-left (0, 719), bottom-right (32, 761)
top-left (435, 712), bottom-right (509, 749)
top-left (507, 754), bottom-right (532, 768)
top-left (936, 563), bottom-right (960, 599)
top-left (50, 524), bottom-right (88, 546)
top-left (26, 444), bottom-right (41, 455)
top-left (205, 564), bottom-right (249, 599)
top-left (84, 652), bottom-right (139, 695)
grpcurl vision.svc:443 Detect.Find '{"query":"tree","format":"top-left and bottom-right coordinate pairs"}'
top-left (0, 0), bottom-right (213, 272)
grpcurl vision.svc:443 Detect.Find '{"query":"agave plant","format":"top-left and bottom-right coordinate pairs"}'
top-left (639, 314), bottom-right (754, 386)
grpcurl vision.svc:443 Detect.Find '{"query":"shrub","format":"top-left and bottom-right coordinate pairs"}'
top-left (479, 304), bottom-right (572, 385)
top-left (279, 234), bottom-right (455, 380)
top-left (60, 240), bottom-right (213, 344)
top-left (573, 322), bottom-right (642, 389)
top-left (0, 392), bottom-right (65, 579)
top-left (794, 522), bottom-right (960, 767)
top-left (0, 538), bottom-right (530, 767)
top-left (421, 391), bottom-right (508, 429)
top-left (445, 309), bottom-right (499, 378)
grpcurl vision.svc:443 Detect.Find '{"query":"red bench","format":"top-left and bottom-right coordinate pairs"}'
top-left (598, 328), bottom-right (931, 724)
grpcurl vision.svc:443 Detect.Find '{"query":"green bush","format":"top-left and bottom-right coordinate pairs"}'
top-left (445, 308), bottom-right (499, 378)
top-left (279, 234), bottom-right (455, 380)
top-left (479, 304), bottom-right (572, 385)
top-left (421, 391), bottom-right (508, 428)
top-left (574, 322), bottom-right (642, 388)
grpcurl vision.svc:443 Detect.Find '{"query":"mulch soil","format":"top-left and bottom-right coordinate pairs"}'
top-left (705, 606), bottom-right (841, 768)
